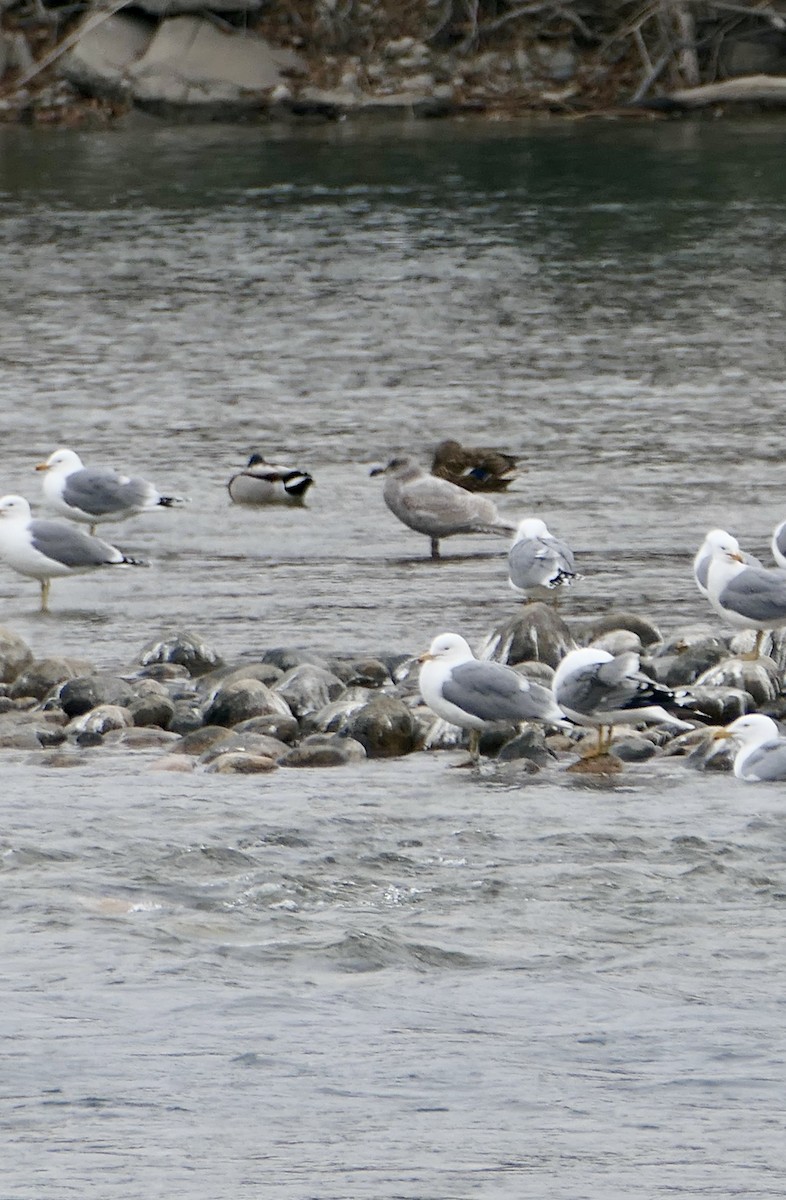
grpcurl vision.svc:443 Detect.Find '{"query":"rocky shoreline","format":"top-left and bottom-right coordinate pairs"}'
top-left (1, 602), bottom-right (783, 777)
top-left (4, 0), bottom-right (786, 126)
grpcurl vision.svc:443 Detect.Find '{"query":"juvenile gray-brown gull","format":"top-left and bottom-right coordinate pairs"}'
top-left (227, 452), bottom-right (314, 506)
top-left (0, 494), bottom-right (147, 611)
top-left (693, 528), bottom-right (760, 598)
top-left (553, 646), bottom-right (692, 757)
top-left (430, 439), bottom-right (519, 493)
top-left (508, 517), bottom-right (577, 599)
top-left (37, 447), bottom-right (186, 535)
top-left (371, 456), bottom-right (516, 559)
top-left (704, 528), bottom-right (786, 659)
top-left (418, 631), bottom-right (564, 761)
top-left (713, 713), bottom-right (786, 781)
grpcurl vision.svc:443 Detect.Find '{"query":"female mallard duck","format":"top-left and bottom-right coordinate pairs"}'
top-left (228, 452), bottom-right (314, 506)
top-left (430, 439), bottom-right (519, 492)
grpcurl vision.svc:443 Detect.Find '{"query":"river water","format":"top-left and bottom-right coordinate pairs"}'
top-left (1, 117), bottom-right (786, 1197)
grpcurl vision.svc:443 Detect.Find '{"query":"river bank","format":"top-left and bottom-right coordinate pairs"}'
top-left (4, 0), bottom-right (786, 126)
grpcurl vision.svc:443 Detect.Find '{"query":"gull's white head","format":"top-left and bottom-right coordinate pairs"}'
top-left (36, 448), bottom-right (83, 475)
top-left (703, 528), bottom-right (744, 563)
top-left (514, 517), bottom-right (549, 541)
top-left (418, 632), bottom-right (474, 666)
top-left (716, 713), bottom-right (780, 746)
top-left (0, 495), bottom-right (33, 521)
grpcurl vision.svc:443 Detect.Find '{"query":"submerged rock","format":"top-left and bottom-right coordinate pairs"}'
top-left (279, 734), bottom-right (367, 768)
top-left (205, 752), bottom-right (278, 775)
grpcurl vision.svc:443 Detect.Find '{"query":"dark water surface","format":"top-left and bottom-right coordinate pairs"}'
top-left (1, 118), bottom-right (786, 1197)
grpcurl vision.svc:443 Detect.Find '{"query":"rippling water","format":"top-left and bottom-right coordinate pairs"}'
top-left (2, 117), bottom-right (786, 1196)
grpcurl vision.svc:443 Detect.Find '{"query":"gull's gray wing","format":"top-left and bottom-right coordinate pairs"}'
top-left (388, 474), bottom-right (507, 535)
top-left (719, 566), bottom-right (786, 623)
top-left (694, 551), bottom-right (710, 593)
top-left (62, 467), bottom-right (154, 516)
top-left (443, 660), bottom-right (556, 722)
top-left (559, 653), bottom-right (672, 716)
top-left (740, 739), bottom-right (786, 781)
top-left (508, 537), bottom-right (542, 587)
top-left (29, 519), bottom-right (119, 567)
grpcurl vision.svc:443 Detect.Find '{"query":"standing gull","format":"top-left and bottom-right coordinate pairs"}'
top-left (228, 452), bottom-right (314, 506)
top-left (693, 528), bottom-right (761, 598)
top-left (430, 439), bottom-right (519, 493)
top-left (0, 495), bottom-right (147, 612)
top-left (371, 456), bottom-right (516, 559)
top-left (553, 647), bottom-right (692, 757)
top-left (418, 631), bottom-right (564, 762)
top-left (713, 714), bottom-right (786, 781)
top-left (508, 517), bottom-right (577, 600)
top-left (37, 447), bottom-right (186, 535)
top-left (704, 529), bottom-right (786, 659)
top-left (771, 520), bottom-right (786, 569)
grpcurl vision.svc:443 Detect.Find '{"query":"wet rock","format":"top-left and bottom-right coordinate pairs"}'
top-left (566, 753), bottom-right (624, 775)
top-left (484, 603), bottom-right (576, 669)
top-left (202, 662), bottom-right (284, 690)
top-left (35, 726), bottom-right (68, 749)
top-left (148, 754), bottom-right (195, 773)
top-left (67, 704), bottom-right (133, 738)
top-left (612, 736), bottom-right (658, 763)
top-left (496, 726), bottom-right (554, 765)
top-left (273, 664), bottom-right (345, 721)
top-left (683, 729), bottom-right (734, 772)
top-left (302, 694), bottom-right (371, 735)
top-left (139, 630), bottom-right (223, 677)
top-left (512, 660), bottom-right (556, 686)
top-left (173, 725), bottom-right (236, 756)
top-left (0, 627), bottom-right (33, 684)
top-left (9, 657), bottom-right (91, 702)
top-left (59, 673), bottom-right (135, 718)
top-left (168, 700), bottom-right (205, 736)
top-left (0, 722), bottom-right (45, 751)
top-left (342, 696), bottom-right (420, 758)
top-left (279, 734), bottom-right (367, 768)
top-left (326, 657), bottom-right (391, 689)
top-left (127, 680), bottom-right (175, 729)
top-left (695, 658), bottom-right (779, 708)
top-left (574, 611), bottom-right (662, 649)
top-left (138, 661), bottom-right (191, 683)
top-left (116, 728), bottom-right (181, 750)
top-left (198, 731), bottom-right (289, 764)
top-left (233, 713), bottom-right (299, 743)
top-left (262, 647), bottom-right (328, 672)
top-left (662, 638), bottom-right (729, 687)
top-left (202, 678), bottom-right (293, 728)
top-left (589, 629), bottom-right (642, 656)
top-left (205, 752), bottom-right (278, 775)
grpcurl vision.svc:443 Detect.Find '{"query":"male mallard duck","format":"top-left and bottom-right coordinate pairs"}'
top-left (228, 452), bottom-right (314, 506)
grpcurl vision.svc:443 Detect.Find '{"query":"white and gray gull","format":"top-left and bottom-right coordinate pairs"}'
top-left (508, 517), bottom-right (577, 599)
top-left (704, 528), bottom-right (786, 659)
top-left (553, 646), bottom-right (692, 757)
top-left (371, 456), bottom-right (516, 559)
top-left (418, 631), bottom-right (564, 761)
top-left (37, 447), bottom-right (186, 535)
top-left (0, 494), bottom-right (147, 611)
top-left (227, 452), bottom-right (314, 506)
top-left (713, 714), bottom-right (786, 782)
top-left (693, 528), bottom-right (761, 598)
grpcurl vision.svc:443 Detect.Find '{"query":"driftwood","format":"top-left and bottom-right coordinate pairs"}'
top-left (653, 72), bottom-right (786, 108)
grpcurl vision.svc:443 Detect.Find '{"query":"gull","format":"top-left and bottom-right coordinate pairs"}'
top-left (553, 646), bottom-right (692, 757)
top-left (37, 447), bottom-right (186, 535)
top-left (713, 713), bottom-right (786, 781)
top-left (228, 452), bottom-right (314, 506)
top-left (430, 439), bottom-right (519, 493)
top-left (370, 456), bottom-right (516, 559)
top-left (693, 528), bottom-right (761, 598)
top-left (704, 528), bottom-right (786, 659)
top-left (772, 520), bottom-right (786, 569)
top-left (418, 631), bottom-right (564, 762)
top-left (508, 517), bottom-right (577, 600)
top-left (0, 494), bottom-right (147, 611)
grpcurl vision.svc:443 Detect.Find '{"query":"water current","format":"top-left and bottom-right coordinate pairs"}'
top-left (1, 116), bottom-right (785, 1197)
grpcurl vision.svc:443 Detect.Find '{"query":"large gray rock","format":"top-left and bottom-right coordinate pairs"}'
top-left (9, 657), bottom-right (91, 702)
top-left (60, 14), bottom-right (152, 101)
top-left (0, 626), bottom-right (33, 684)
top-left (279, 734), bottom-right (367, 768)
top-left (273, 665), bottom-right (345, 721)
top-left (127, 17), bottom-right (306, 114)
top-left (59, 674), bottom-right (135, 719)
top-left (695, 658), bottom-right (779, 709)
top-left (342, 696), bottom-right (419, 758)
top-left (202, 678), bottom-right (292, 728)
top-left (484, 603), bottom-right (575, 669)
top-left (139, 630), bottom-right (223, 677)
